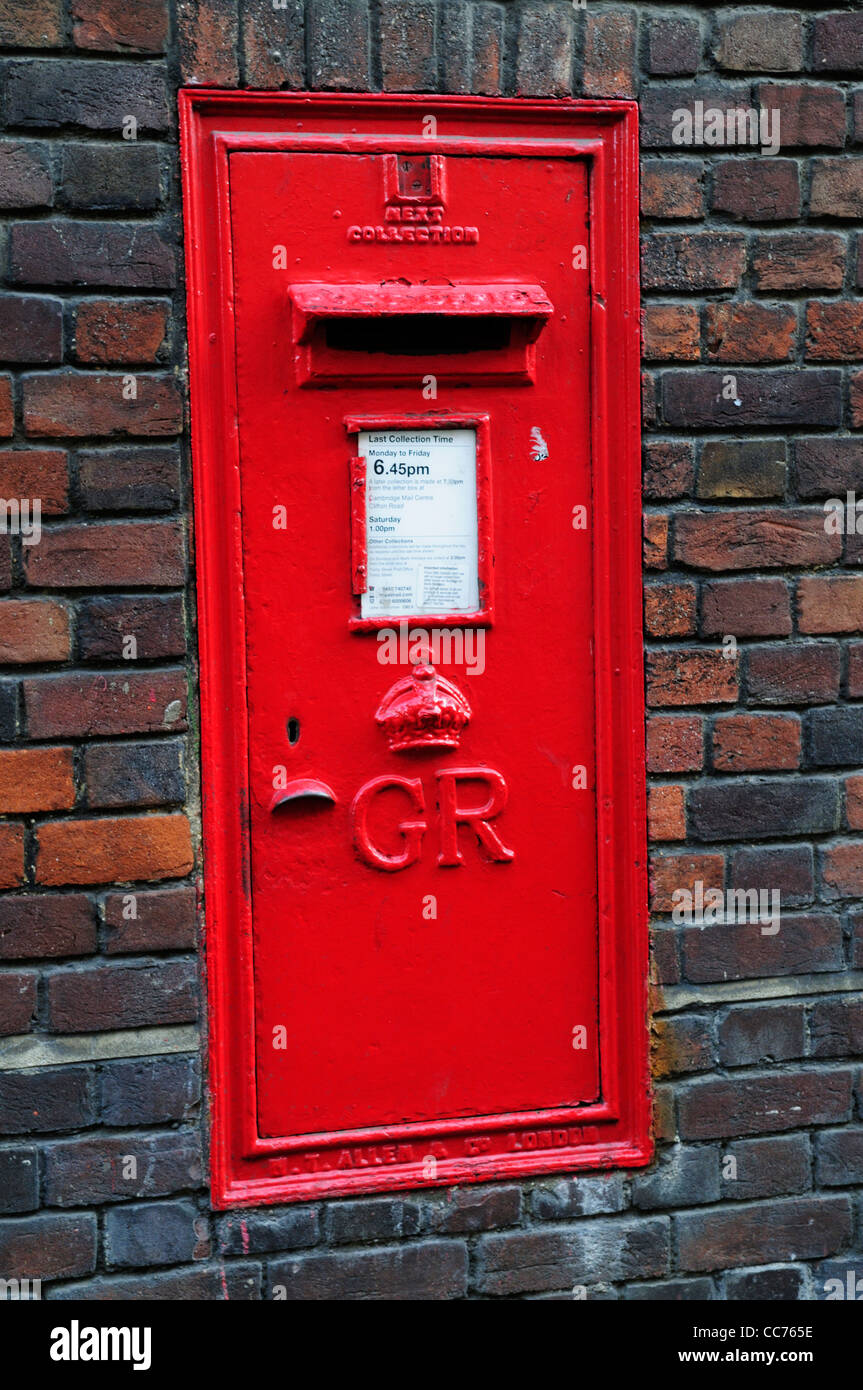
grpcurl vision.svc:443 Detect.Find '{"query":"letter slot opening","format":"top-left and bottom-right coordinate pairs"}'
top-left (291, 282), bottom-right (553, 386)
top-left (326, 315), bottom-right (511, 356)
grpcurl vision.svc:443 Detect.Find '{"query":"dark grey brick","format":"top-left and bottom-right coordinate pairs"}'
top-left (99, 1055), bottom-right (200, 1127)
top-left (104, 1199), bottom-right (202, 1269)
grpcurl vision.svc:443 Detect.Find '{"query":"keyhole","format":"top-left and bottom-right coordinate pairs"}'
top-left (287, 718), bottom-right (301, 746)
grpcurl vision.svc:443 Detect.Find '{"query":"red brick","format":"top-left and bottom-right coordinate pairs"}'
top-left (0, 0), bottom-right (63, 46)
top-left (75, 299), bottom-right (169, 364)
top-left (704, 304), bottom-right (795, 363)
top-left (0, 747), bottom-right (74, 813)
top-left (471, 6), bottom-right (503, 97)
top-left (643, 513), bottom-right (667, 570)
top-left (36, 813), bottom-right (193, 887)
top-left (644, 381), bottom-right (664, 441)
top-left (0, 377), bottom-right (13, 437)
top-left (0, 599), bottom-right (70, 665)
top-left (71, 0), bottom-right (168, 52)
top-left (650, 853), bottom-right (724, 913)
top-left (848, 643), bottom-right (863, 697)
top-left (177, 0), bottom-right (240, 85)
top-left (24, 671), bottom-right (186, 741)
top-left (646, 715), bottom-right (704, 774)
top-left (701, 579), bottom-right (791, 639)
top-left (806, 302), bottom-right (863, 361)
top-left (642, 305), bottom-right (699, 362)
top-left (756, 82), bottom-right (846, 148)
top-left (712, 714), bottom-right (801, 772)
top-left (0, 449), bottom-right (68, 513)
top-left (583, 8), bottom-right (636, 99)
top-left (813, 13), bottom-right (863, 74)
top-left (679, 1070), bottom-right (852, 1141)
top-left (852, 371), bottom-right (863, 428)
top-left (0, 1211), bottom-right (97, 1281)
top-left (796, 437), bottom-right (863, 497)
top-left (24, 521), bottom-right (183, 588)
top-left (0, 823), bottom-right (25, 890)
top-left (674, 509), bottom-right (840, 571)
top-left (650, 925), bottom-right (680, 987)
top-left (0, 894), bottom-right (96, 959)
top-left (644, 582), bottom-right (696, 638)
top-left (688, 913), bottom-right (839, 984)
top-left (22, 373), bottom-right (182, 438)
top-left (845, 776), bottom-right (863, 831)
top-left (712, 160), bottom-right (800, 222)
top-left (647, 649), bottom-right (738, 707)
top-left (642, 232), bottom-right (746, 292)
top-left (678, 1197), bottom-right (850, 1274)
top-left (751, 233), bottom-right (846, 292)
top-left (652, 1016), bottom-right (713, 1077)
top-left (648, 785), bottom-right (685, 842)
top-left (45, 958), bottom-right (196, 1031)
top-left (103, 884), bottom-right (196, 954)
top-left (821, 842), bottom-right (863, 900)
top-left (799, 576), bottom-right (863, 634)
top-left (0, 294), bottom-right (62, 362)
top-left (811, 160), bottom-right (863, 219)
top-left (380, 0), bottom-right (436, 93)
top-left (643, 440), bottom-right (694, 501)
top-left (0, 972), bottom-right (36, 1034)
top-left (747, 643), bottom-right (840, 705)
top-left (640, 160), bottom-right (703, 220)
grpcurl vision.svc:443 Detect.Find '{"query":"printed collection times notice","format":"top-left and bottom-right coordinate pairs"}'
top-left (360, 428), bottom-right (479, 619)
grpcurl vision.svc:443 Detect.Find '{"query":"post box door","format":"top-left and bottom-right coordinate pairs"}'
top-left (231, 148), bottom-right (596, 1138)
top-left (180, 94), bottom-right (649, 1206)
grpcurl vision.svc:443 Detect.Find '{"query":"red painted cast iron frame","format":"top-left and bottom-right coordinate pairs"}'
top-left (179, 91), bottom-right (650, 1209)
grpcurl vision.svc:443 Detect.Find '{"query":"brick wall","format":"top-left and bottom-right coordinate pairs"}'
top-left (0, 0), bottom-right (862, 1301)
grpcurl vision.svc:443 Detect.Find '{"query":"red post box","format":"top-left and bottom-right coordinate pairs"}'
top-left (180, 93), bottom-right (649, 1207)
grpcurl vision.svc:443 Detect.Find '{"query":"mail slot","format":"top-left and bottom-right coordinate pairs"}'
top-left (180, 93), bottom-right (649, 1207)
top-left (290, 282), bottom-right (554, 384)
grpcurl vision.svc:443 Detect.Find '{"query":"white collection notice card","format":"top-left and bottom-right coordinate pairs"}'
top-left (360, 428), bottom-right (479, 619)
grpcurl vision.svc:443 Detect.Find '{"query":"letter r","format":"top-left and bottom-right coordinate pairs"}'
top-left (436, 766), bottom-right (515, 866)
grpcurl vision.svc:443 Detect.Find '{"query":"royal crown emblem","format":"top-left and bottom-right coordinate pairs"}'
top-left (375, 663), bottom-right (471, 752)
